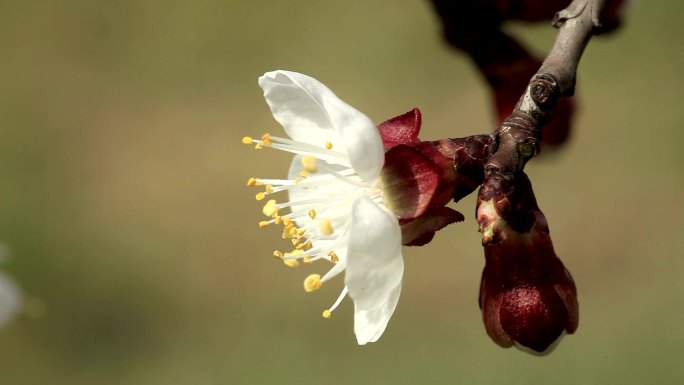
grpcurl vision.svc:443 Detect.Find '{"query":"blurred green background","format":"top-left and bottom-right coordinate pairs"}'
top-left (1, 1), bottom-right (683, 384)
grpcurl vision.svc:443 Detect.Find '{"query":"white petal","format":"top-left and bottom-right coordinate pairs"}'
top-left (259, 70), bottom-right (383, 181)
top-left (0, 273), bottom-right (22, 327)
top-left (344, 197), bottom-right (403, 344)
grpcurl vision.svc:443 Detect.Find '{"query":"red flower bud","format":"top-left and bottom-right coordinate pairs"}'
top-left (477, 172), bottom-right (578, 353)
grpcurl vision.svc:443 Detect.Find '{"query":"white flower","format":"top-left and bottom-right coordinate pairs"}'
top-left (0, 272), bottom-right (22, 327)
top-left (244, 70), bottom-right (404, 344)
top-left (0, 246), bottom-right (22, 327)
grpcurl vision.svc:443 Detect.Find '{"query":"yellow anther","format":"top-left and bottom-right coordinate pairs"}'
top-left (261, 133), bottom-right (272, 146)
top-left (254, 143), bottom-right (263, 150)
top-left (303, 274), bottom-right (322, 292)
top-left (273, 250), bottom-right (284, 259)
top-left (296, 228), bottom-right (306, 237)
top-left (321, 219), bottom-right (334, 235)
top-left (262, 200), bottom-right (280, 217)
top-left (303, 255), bottom-right (312, 264)
top-left (289, 226), bottom-right (298, 237)
top-left (283, 249), bottom-right (303, 266)
top-left (325, 141), bottom-right (333, 150)
top-left (283, 259), bottom-right (300, 268)
top-left (265, 185), bottom-right (274, 193)
top-left (242, 136), bottom-right (254, 144)
top-left (296, 240), bottom-right (312, 251)
top-left (284, 249), bottom-right (303, 258)
top-left (291, 238), bottom-right (301, 247)
top-left (246, 177), bottom-right (257, 187)
top-left (308, 209), bottom-right (316, 219)
top-left (328, 251), bottom-right (339, 263)
top-left (322, 309), bottom-right (332, 319)
top-left (295, 178), bottom-right (302, 184)
top-left (281, 224), bottom-right (294, 239)
top-left (282, 217), bottom-right (292, 226)
top-left (274, 215), bottom-right (282, 225)
top-left (301, 156), bottom-right (318, 173)
top-left (258, 221), bottom-right (270, 228)
top-left (299, 171), bottom-right (308, 178)
top-left (255, 192), bottom-right (266, 201)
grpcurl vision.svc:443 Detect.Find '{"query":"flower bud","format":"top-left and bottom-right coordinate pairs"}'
top-left (477, 172), bottom-right (578, 353)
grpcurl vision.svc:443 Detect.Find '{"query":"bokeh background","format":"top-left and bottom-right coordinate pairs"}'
top-left (1, 1), bottom-right (682, 384)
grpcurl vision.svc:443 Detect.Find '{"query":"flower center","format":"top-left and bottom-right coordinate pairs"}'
top-left (244, 133), bottom-right (384, 318)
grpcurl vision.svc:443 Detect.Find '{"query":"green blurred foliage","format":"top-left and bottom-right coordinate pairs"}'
top-left (0, 1), bottom-right (682, 384)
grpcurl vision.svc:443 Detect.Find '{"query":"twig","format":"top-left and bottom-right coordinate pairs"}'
top-left (485, 0), bottom-right (607, 177)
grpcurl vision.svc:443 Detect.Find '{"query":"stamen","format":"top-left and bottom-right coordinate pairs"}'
top-left (246, 177), bottom-right (257, 187)
top-left (303, 274), bottom-right (322, 292)
top-left (265, 185), bottom-right (274, 193)
top-left (253, 178), bottom-right (294, 186)
top-left (255, 192), bottom-right (266, 201)
top-left (261, 133), bottom-right (273, 147)
top-left (288, 226), bottom-right (298, 238)
top-left (302, 255), bottom-right (312, 264)
top-left (321, 219), bottom-right (334, 235)
top-left (308, 209), bottom-right (316, 219)
top-left (284, 249), bottom-right (303, 259)
top-left (258, 221), bottom-right (269, 228)
top-left (316, 161), bottom-right (368, 188)
top-left (282, 225), bottom-right (294, 239)
top-left (242, 136), bottom-right (253, 144)
top-left (262, 200), bottom-right (280, 217)
top-left (328, 251), bottom-right (339, 263)
top-left (273, 250), bottom-right (284, 259)
top-left (259, 135), bottom-right (349, 165)
top-left (325, 141), bottom-right (333, 150)
top-left (283, 259), bottom-right (300, 268)
top-left (323, 286), bottom-right (348, 318)
top-left (301, 156), bottom-right (318, 173)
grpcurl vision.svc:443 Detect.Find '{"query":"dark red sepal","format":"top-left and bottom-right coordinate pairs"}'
top-left (377, 108), bottom-right (422, 149)
top-left (379, 144), bottom-right (440, 220)
top-left (399, 207), bottom-right (464, 246)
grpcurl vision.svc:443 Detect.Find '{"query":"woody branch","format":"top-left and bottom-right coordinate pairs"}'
top-left (485, 0), bottom-right (607, 179)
